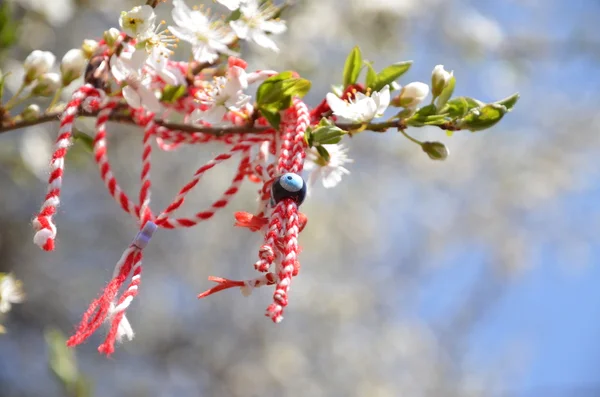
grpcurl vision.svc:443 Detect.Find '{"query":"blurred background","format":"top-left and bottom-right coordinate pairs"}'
top-left (1, 0), bottom-right (600, 396)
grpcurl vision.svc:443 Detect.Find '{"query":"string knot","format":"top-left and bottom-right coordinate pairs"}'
top-left (132, 221), bottom-right (157, 250)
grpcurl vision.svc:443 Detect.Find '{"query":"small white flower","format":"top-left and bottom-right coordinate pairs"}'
top-left (119, 5), bottom-right (157, 40)
top-left (396, 82), bottom-right (430, 108)
top-left (103, 28), bottom-right (121, 46)
top-left (191, 65), bottom-right (250, 125)
top-left (326, 85), bottom-right (390, 123)
top-left (21, 104), bottom-right (41, 121)
top-left (60, 49), bottom-right (87, 85)
top-left (168, 0), bottom-right (236, 64)
top-left (217, 0), bottom-right (244, 10)
top-left (431, 65), bottom-right (453, 97)
top-left (111, 49), bottom-right (162, 113)
top-left (146, 46), bottom-right (186, 86)
top-left (32, 73), bottom-right (62, 97)
top-left (81, 39), bottom-right (99, 58)
top-left (230, 0), bottom-right (286, 52)
top-left (23, 50), bottom-right (55, 83)
top-left (304, 144), bottom-right (353, 189)
top-left (0, 274), bottom-right (25, 314)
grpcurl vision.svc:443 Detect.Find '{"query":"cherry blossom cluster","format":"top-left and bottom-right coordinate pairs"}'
top-left (0, 0), bottom-right (518, 352)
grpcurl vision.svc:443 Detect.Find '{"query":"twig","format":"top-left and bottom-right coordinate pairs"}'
top-left (0, 109), bottom-right (452, 136)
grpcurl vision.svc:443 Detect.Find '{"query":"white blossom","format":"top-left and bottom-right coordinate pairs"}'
top-left (168, 0), bottom-right (236, 64)
top-left (32, 73), bottom-right (62, 96)
top-left (0, 274), bottom-right (25, 314)
top-left (396, 82), bottom-right (430, 108)
top-left (119, 5), bottom-right (157, 40)
top-left (103, 28), bottom-right (121, 46)
top-left (326, 85), bottom-right (390, 123)
top-left (230, 0), bottom-right (286, 52)
top-left (23, 50), bottom-right (55, 83)
top-left (191, 65), bottom-right (251, 125)
top-left (217, 0), bottom-right (244, 10)
top-left (21, 104), bottom-right (41, 121)
top-left (111, 49), bottom-right (162, 113)
top-left (304, 144), bottom-right (353, 189)
top-left (81, 39), bottom-right (99, 58)
top-left (431, 65), bottom-right (453, 97)
top-left (60, 49), bottom-right (86, 85)
top-left (146, 46), bottom-right (186, 86)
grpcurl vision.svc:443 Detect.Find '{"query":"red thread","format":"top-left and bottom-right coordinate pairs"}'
top-left (31, 46), bottom-right (327, 354)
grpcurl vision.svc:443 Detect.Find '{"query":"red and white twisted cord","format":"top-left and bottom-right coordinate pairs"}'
top-left (266, 199), bottom-right (300, 322)
top-left (93, 99), bottom-right (142, 220)
top-left (32, 84), bottom-right (102, 251)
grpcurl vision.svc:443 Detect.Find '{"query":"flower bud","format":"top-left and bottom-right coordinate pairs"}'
top-left (82, 39), bottom-right (99, 59)
top-left (23, 50), bottom-right (55, 84)
top-left (392, 82), bottom-right (430, 109)
top-left (61, 49), bottom-right (87, 85)
top-left (431, 65), bottom-right (453, 98)
top-left (422, 141), bottom-right (449, 161)
top-left (103, 28), bottom-right (121, 47)
top-left (119, 5), bottom-right (156, 40)
top-left (20, 104), bottom-right (41, 121)
top-left (31, 73), bottom-right (62, 97)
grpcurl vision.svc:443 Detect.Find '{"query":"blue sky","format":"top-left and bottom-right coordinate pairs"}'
top-left (406, 0), bottom-right (600, 394)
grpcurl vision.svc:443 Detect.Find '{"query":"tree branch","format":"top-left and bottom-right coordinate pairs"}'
top-left (0, 109), bottom-right (461, 137)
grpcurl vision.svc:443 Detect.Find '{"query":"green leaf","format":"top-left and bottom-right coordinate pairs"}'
top-left (342, 46), bottom-right (362, 88)
top-left (372, 61), bottom-right (412, 91)
top-left (0, 2), bottom-right (19, 57)
top-left (364, 61), bottom-right (377, 89)
top-left (256, 72), bottom-right (311, 130)
top-left (161, 84), bottom-right (187, 103)
top-left (464, 97), bottom-right (486, 109)
top-left (256, 71), bottom-right (294, 105)
top-left (406, 104), bottom-right (438, 126)
top-left (260, 108), bottom-right (281, 130)
top-left (0, 69), bottom-right (6, 102)
top-left (459, 103), bottom-right (507, 132)
top-left (316, 145), bottom-right (330, 162)
top-left (280, 78), bottom-right (311, 99)
top-left (304, 126), bottom-right (313, 147)
top-left (72, 129), bottom-right (94, 153)
top-left (45, 328), bottom-right (79, 388)
top-left (494, 93), bottom-right (520, 111)
top-left (256, 72), bottom-right (310, 108)
top-left (312, 125), bottom-right (346, 145)
top-left (423, 118), bottom-right (449, 126)
top-left (435, 75), bottom-right (455, 110)
top-left (226, 8), bottom-right (242, 22)
top-left (441, 97), bottom-right (470, 118)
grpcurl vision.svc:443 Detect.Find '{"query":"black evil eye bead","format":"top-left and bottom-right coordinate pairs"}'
top-left (271, 173), bottom-right (307, 206)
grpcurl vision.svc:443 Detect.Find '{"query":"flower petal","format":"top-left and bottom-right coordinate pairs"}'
top-left (260, 20), bottom-right (287, 34)
top-left (110, 55), bottom-right (129, 81)
top-left (230, 20), bottom-right (250, 39)
top-left (123, 86), bottom-right (142, 109)
top-left (251, 30), bottom-right (279, 52)
top-left (375, 85), bottom-right (390, 116)
top-left (326, 93), bottom-right (348, 115)
top-left (168, 25), bottom-right (196, 44)
top-left (217, 0), bottom-right (241, 11)
top-left (192, 44), bottom-right (219, 64)
top-left (171, 0), bottom-right (194, 27)
top-left (138, 87), bottom-right (163, 113)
